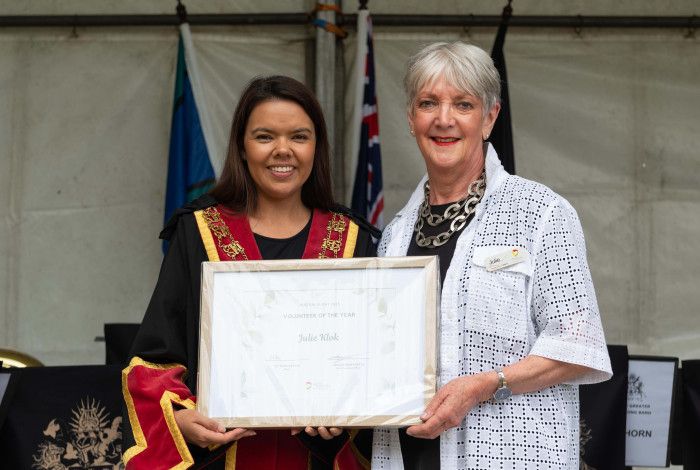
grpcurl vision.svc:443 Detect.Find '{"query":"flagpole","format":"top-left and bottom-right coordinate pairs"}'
top-left (346, 8), bottom-right (369, 204)
top-left (315, 2), bottom-right (337, 176)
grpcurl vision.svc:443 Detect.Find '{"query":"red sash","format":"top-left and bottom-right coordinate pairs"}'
top-left (194, 205), bottom-right (358, 262)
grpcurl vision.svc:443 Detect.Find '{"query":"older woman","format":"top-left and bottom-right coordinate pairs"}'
top-left (372, 42), bottom-right (612, 469)
top-left (122, 76), bottom-right (375, 470)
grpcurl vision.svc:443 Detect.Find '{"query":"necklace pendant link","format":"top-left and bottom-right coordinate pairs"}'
top-left (413, 171), bottom-right (486, 249)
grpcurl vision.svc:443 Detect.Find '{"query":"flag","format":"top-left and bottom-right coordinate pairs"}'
top-left (490, 2), bottom-right (515, 174)
top-left (350, 9), bottom-right (384, 228)
top-left (163, 25), bottom-right (216, 251)
top-left (0, 365), bottom-right (124, 469)
top-left (681, 360), bottom-right (700, 468)
top-left (579, 344), bottom-right (628, 470)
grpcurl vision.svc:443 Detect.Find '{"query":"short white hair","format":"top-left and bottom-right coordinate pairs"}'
top-left (404, 41), bottom-right (501, 116)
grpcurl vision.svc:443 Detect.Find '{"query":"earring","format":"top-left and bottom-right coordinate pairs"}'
top-left (409, 128), bottom-right (415, 135)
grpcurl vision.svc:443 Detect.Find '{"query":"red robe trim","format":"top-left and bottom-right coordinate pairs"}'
top-left (122, 358), bottom-right (196, 469)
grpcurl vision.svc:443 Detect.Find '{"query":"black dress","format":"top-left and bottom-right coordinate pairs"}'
top-left (400, 201), bottom-right (474, 470)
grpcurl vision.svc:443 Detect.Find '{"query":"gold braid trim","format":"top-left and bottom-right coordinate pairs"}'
top-left (121, 357), bottom-right (192, 467)
top-left (202, 206), bottom-right (248, 261)
top-left (225, 443), bottom-right (238, 470)
top-left (347, 429), bottom-right (371, 470)
top-left (319, 212), bottom-right (347, 259)
top-left (194, 210), bottom-right (220, 261)
top-left (160, 391), bottom-right (196, 470)
top-left (342, 221), bottom-right (359, 258)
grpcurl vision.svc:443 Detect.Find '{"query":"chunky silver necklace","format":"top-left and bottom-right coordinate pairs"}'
top-left (414, 172), bottom-right (486, 248)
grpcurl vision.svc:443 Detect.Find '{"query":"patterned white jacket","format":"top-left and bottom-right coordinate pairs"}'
top-left (372, 144), bottom-right (612, 470)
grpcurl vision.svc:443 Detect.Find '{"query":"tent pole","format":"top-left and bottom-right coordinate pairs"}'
top-left (0, 14), bottom-right (696, 29)
top-left (315, 2), bottom-right (338, 180)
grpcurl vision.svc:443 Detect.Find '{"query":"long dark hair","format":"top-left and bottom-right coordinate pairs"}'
top-left (210, 75), bottom-right (334, 214)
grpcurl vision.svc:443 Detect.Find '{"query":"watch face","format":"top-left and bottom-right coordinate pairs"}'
top-left (494, 387), bottom-right (512, 401)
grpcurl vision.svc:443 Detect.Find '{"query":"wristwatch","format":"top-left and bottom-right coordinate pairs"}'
top-left (492, 367), bottom-right (512, 401)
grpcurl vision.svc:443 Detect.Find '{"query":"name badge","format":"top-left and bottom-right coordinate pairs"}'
top-left (485, 247), bottom-right (528, 272)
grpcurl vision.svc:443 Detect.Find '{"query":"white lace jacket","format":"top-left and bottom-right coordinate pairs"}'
top-left (372, 145), bottom-right (612, 470)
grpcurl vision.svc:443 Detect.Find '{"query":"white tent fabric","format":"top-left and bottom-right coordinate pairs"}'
top-left (0, 29), bottom-right (177, 365)
top-left (343, 27), bottom-right (700, 364)
top-left (192, 27), bottom-right (308, 174)
top-left (0, 26), bottom-right (307, 364)
top-left (0, 4), bottom-right (698, 372)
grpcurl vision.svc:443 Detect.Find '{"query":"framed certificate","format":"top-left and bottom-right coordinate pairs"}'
top-left (197, 256), bottom-right (439, 428)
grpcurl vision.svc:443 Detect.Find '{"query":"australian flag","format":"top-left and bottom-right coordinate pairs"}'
top-left (163, 31), bottom-right (216, 251)
top-left (351, 10), bottom-right (384, 228)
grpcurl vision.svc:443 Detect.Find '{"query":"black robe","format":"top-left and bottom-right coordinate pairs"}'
top-left (122, 196), bottom-right (377, 469)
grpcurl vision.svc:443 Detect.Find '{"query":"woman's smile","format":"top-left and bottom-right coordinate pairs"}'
top-left (431, 136), bottom-right (461, 146)
top-left (268, 164), bottom-right (296, 176)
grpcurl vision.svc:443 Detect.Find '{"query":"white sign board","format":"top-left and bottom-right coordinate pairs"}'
top-left (625, 357), bottom-right (677, 467)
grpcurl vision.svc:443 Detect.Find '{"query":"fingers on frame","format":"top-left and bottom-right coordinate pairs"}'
top-left (319, 426), bottom-right (343, 440)
top-left (423, 389), bottom-right (451, 418)
top-left (303, 426), bottom-right (343, 440)
top-left (196, 428), bottom-right (255, 447)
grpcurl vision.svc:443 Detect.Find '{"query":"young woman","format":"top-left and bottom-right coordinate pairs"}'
top-left (122, 76), bottom-right (376, 470)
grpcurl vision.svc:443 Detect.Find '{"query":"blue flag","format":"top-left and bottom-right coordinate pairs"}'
top-left (163, 37), bottom-right (215, 250)
top-left (351, 11), bottom-right (383, 228)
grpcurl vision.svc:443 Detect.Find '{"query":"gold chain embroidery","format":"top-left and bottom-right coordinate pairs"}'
top-left (319, 212), bottom-right (346, 258)
top-left (202, 207), bottom-right (248, 261)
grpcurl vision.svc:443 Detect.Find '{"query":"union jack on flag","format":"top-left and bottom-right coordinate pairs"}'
top-left (351, 10), bottom-right (383, 228)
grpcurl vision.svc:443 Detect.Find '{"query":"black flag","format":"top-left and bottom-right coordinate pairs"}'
top-left (579, 345), bottom-right (629, 470)
top-left (490, 1), bottom-right (515, 174)
top-left (0, 365), bottom-right (124, 469)
top-left (681, 360), bottom-right (700, 468)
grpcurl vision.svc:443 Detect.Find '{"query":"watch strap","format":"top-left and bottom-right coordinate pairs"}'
top-left (496, 367), bottom-right (507, 388)
top-left (493, 367), bottom-right (512, 401)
